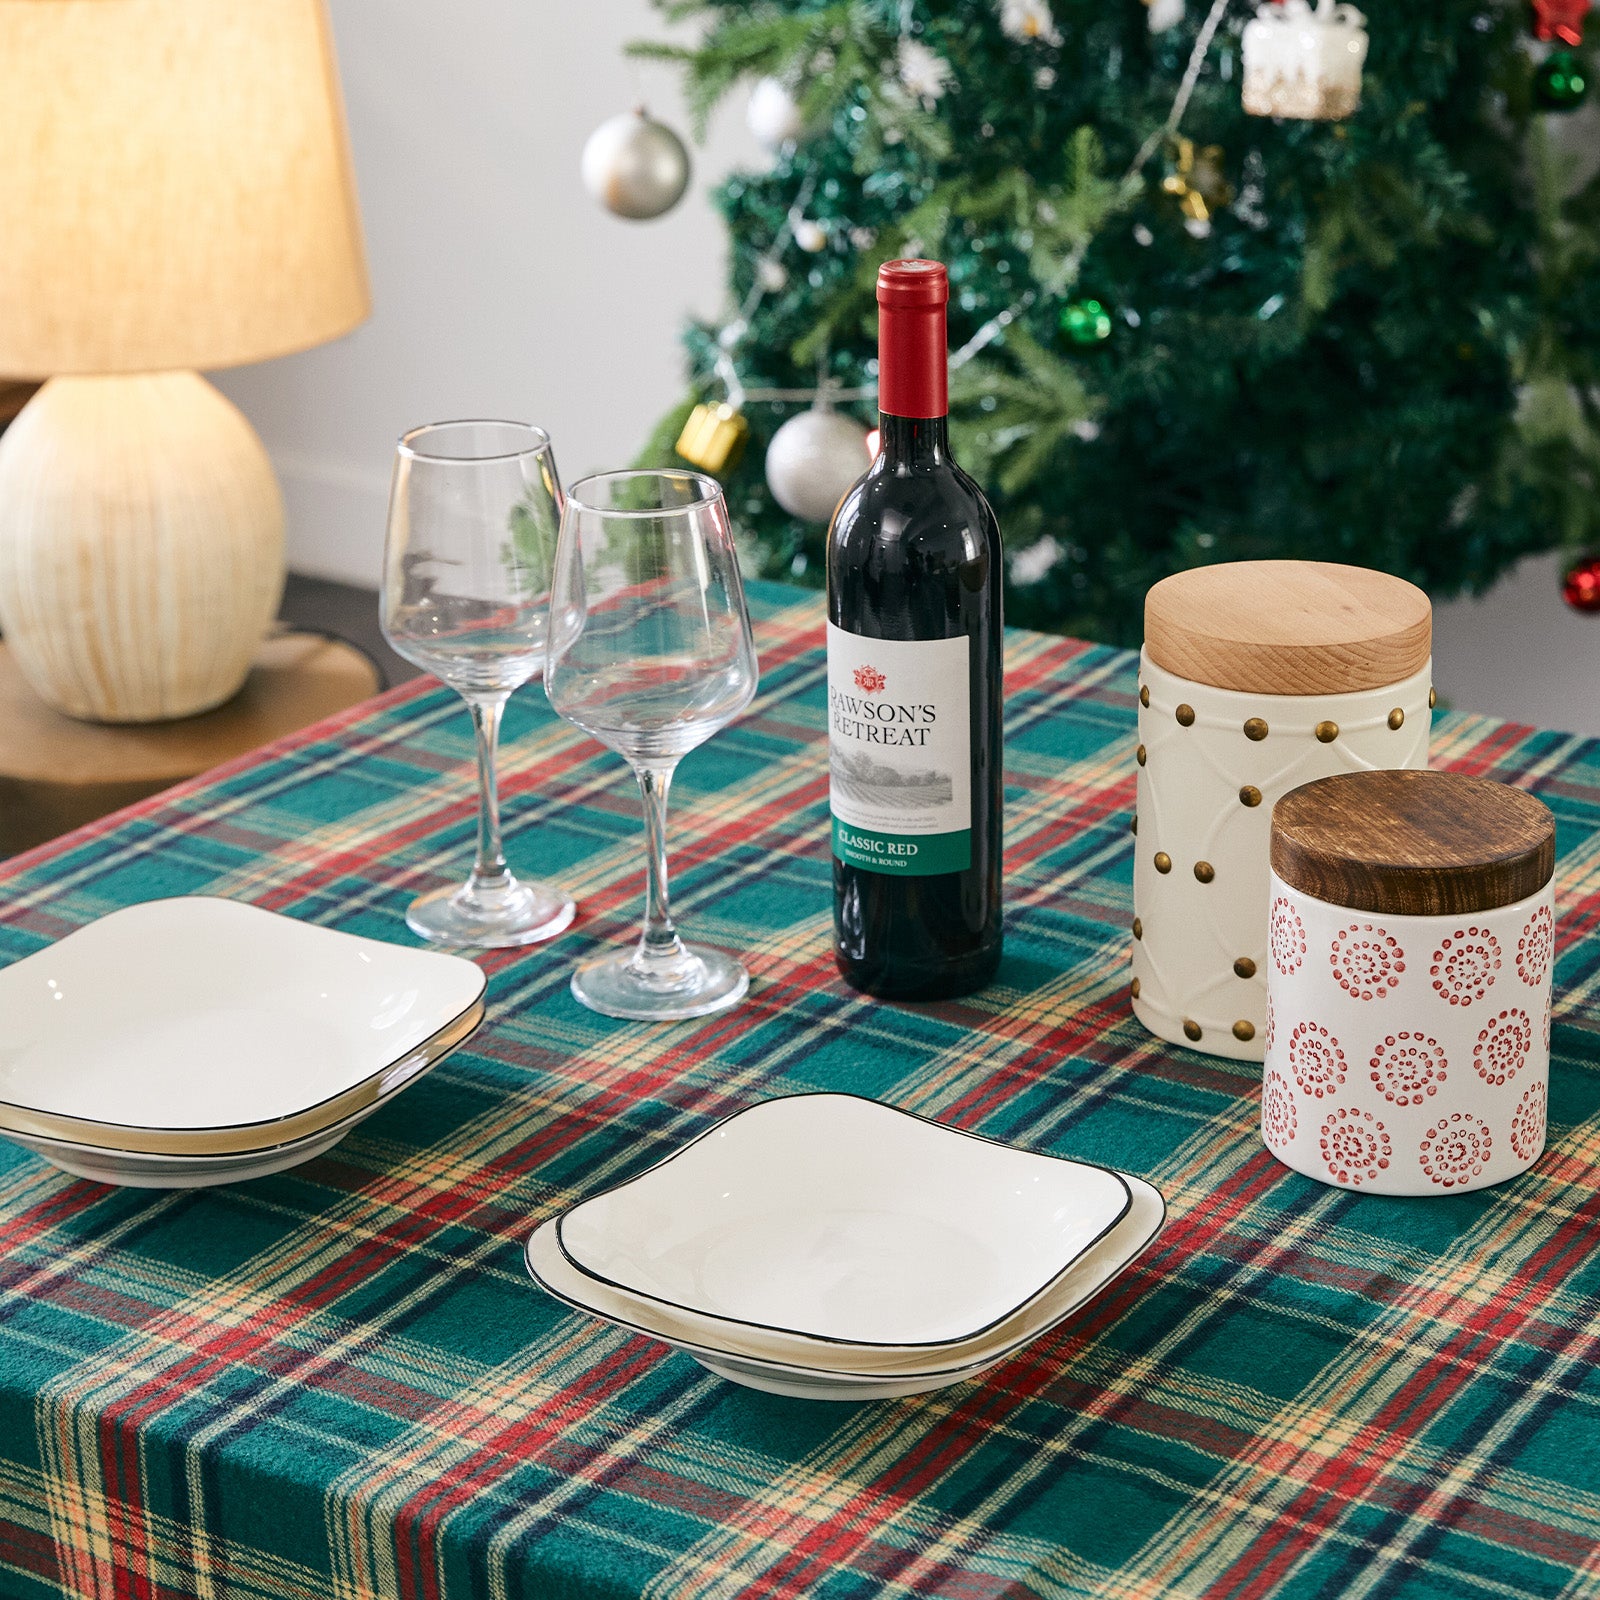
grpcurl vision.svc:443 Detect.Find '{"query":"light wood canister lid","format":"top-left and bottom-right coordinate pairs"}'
top-left (1145, 560), bottom-right (1432, 694)
top-left (1271, 770), bottom-right (1555, 917)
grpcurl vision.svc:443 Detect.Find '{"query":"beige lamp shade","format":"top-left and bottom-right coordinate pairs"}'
top-left (0, 0), bottom-right (370, 376)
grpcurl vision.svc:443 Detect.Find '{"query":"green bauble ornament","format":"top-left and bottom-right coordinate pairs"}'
top-left (1060, 298), bottom-right (1113, 345)
top-left (1533, 50), bottom-right (1588, 110)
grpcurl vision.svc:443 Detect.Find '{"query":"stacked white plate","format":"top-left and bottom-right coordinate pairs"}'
top-left (526, 1094), bottom-right (1166, 1400)
top-left (0, 897), bottom-right (486, 1187)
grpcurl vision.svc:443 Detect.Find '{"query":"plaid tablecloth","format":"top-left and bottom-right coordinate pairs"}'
top-left (2, 580), bottom-right (1599, 1600)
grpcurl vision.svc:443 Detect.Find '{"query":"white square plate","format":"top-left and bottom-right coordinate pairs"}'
top-left (557, 1094), bottom-right (1133, 1348)
top-left (527, 1174), bottom-right (1166, 1399)
top-left (0, 897), bottom-right (486, 1154)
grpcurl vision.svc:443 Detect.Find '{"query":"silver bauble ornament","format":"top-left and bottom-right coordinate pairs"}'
top-left (764, 406), bottom-right (872, 523)
top-left (793, 218), bottom-right (828, 253)
top-left (746, 76), bottom-right (805, 149)
top-left (581, 109), bottom-right (690, 221)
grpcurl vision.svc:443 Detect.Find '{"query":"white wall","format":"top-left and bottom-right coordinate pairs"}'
top-left (213, 0), bottom-right (760, 585)
top-left (1433, 554), bottom-right (1600, 737)
top-left (214, 1), bottom-right (1600, 738)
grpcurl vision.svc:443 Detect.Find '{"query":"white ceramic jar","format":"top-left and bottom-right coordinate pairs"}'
top-left (1263, 770), bottom-right (1556, 1196)
top-left (1132, 561), bottom-right (1433, 1062)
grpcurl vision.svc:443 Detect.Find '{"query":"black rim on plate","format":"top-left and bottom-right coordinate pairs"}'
top-left (524, 1181), bottom-right (1167, 1382)
top-left (551, 1091), bottom-right (1137, 1350)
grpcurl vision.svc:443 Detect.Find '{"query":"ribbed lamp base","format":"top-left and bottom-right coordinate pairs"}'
top-left (0, 371), bottom-right (284, 723)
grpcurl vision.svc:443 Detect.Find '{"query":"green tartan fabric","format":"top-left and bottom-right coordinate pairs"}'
top-left (1, 579), bottom-right (1598, 1600)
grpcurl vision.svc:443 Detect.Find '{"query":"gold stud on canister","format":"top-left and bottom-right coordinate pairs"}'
top-left (1132, 916), bottom-right (1143, 939)
top-left (1232, 1020), bottom-right (1256, 1042)
top-left (1387, 708), bottom-right (1405, 730)
top-left (1131, 976), bottom-right (1142, 999)
top-left (1429, 687), bottom-right (1438, 709)
top-left (1315, 720), bottom-right (1339, 743)
top-left (1176, 703), bottom-right (1196, 726)
top-left (1136, 744), bottom-right (1147, 766)
top-left (1183, 1019), bottom-right (1202, 1042)
top-left (1140, 685), bottom-right (1150, 707)
top-left (1154, 851), bottom-right (1172, 874)
top-left (1239, 785), bottom-right (1262, 807)
top-left (1233, 956), bottom-right (1256, 979)
top-left (1244, 717), bottom-right (1269, 741)
top-left (1194, 861), bottom-right (1215, 883)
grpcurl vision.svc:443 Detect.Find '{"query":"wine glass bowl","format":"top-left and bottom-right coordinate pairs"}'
top-left (546, 470), bottom-right (758, 1020)
top-left (381, 420), bottom-right (575, 948)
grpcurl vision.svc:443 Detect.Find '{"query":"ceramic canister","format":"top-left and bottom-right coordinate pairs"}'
top-left (1264, 769), bottom-right (1556, 1196)
top-left (1132, 560), bottom-right (1433, 1062)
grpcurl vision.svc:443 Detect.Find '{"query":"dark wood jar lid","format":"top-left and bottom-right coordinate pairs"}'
top-left (1145, 560), bottom-right (1432, 694)
top-left (1271, 769), bottom-right (1555, 917)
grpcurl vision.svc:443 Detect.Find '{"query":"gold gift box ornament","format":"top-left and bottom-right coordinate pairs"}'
top-left (1241, 0), bottom-right (1368, 121)
top-left (676, 401), bottom-right (750, 475)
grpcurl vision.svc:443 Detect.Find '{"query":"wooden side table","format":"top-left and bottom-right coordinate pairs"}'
top-left (0, 630), bottom-right (382, 856)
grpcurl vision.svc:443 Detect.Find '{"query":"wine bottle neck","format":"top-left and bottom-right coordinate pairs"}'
top-left (878, 295), bottom-right (947, 416)
top-left (879, 412), bottom-right (950, 466)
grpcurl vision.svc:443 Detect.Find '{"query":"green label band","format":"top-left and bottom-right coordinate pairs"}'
top-left (831, 820), bottom-right (971, 876)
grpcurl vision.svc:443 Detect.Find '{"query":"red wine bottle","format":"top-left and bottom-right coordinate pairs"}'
top-left (826, 259), bottom-right (1003, 999)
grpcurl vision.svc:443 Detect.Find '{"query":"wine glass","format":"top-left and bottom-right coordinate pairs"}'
top-left (545, 470), bottom-right (759, 1020)
top-left (380, 420), bottom-right (576, 947)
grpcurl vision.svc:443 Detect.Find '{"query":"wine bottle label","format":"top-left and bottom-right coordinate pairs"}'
top-left (826, 622), bottom-right (972, 876)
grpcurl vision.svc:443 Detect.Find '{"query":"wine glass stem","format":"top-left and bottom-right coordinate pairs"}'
top-left (467, 692), bottom-right (512, 892)
top-left (635, 763), bottom-right (687, 966)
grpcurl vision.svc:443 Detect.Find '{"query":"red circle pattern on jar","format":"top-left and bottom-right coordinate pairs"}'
top-left (1516, 904), bottom-right (1554, 989)
top-left (1430, 927), bottom-right (1502, 1007)
top-left (1510, 1081), bottom-right (1547, 1163)
top-left (1329, 924), bottom-right (1405, 1001)
top-left (1473, 1007), bottom-right (1532, 1086)
top-left (1368, 1033), bottom-right (1448, 1106)
top-left (1289, 1022), bottom-right (1348, 1098)
top-left (1419, 1113), bottom-right (1493, 1188)
top-left (1271, 899), bottom-right (1307, 976)
top-left (1319, 1107), bottom-right (1392, 1187)
top-left (1263, 1070), bottom-right (1297, 1149)
top-left (1543, 996), bottom-right (1551, 1053)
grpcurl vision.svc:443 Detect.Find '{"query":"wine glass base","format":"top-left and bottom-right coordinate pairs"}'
top-left (570, 944), bottom-right (748, 1022)
top-left (405, 877), bottom-right (575, 949)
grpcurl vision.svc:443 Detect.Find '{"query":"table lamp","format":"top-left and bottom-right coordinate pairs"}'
top-left (0, 0), bottom-right (369, 723)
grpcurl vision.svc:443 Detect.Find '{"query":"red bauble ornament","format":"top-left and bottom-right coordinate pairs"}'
top-left (1561, 554), bottom-right (1600, 613)
top-left (1532, 0), bottom-right (1587, 47)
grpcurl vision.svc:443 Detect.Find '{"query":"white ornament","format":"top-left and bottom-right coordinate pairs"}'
top-left (1147, 0), bottom-right (1186, 33)
top-left (764, 406), bottom-right (872, 522)
top-left (1241, 0), bottom-right (1368, 121)
top-left (1034, 66), bottom-right (1058, 88)
top-left (793, 218), bottom-right (828, 253)
top-left (896, 38), bottom-right (955, 107)
top-left (1132, 650), bottom-right (1431, 1062)
top-left (1010, 535), bottom-right (1062, 585)
top-left (849, 226), bottom-right (879, 250)
top-left (746, 76), bottom-right (805, 150)
top-left (757, 258), bottom-right (789, 291)
top-left (1265, 875), bottom-right (1552, 1195)
top-left (581, 109), bottom-right (691, 220)
top-left (998, 0), bottom-right (1063, 45)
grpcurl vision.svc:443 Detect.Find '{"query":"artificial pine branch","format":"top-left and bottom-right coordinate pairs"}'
top-left (633, 0), bottom-right (1600, 639)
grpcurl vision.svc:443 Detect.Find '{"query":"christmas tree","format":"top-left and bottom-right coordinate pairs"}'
top-left (631, 0), bottom-right (1600, 645)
